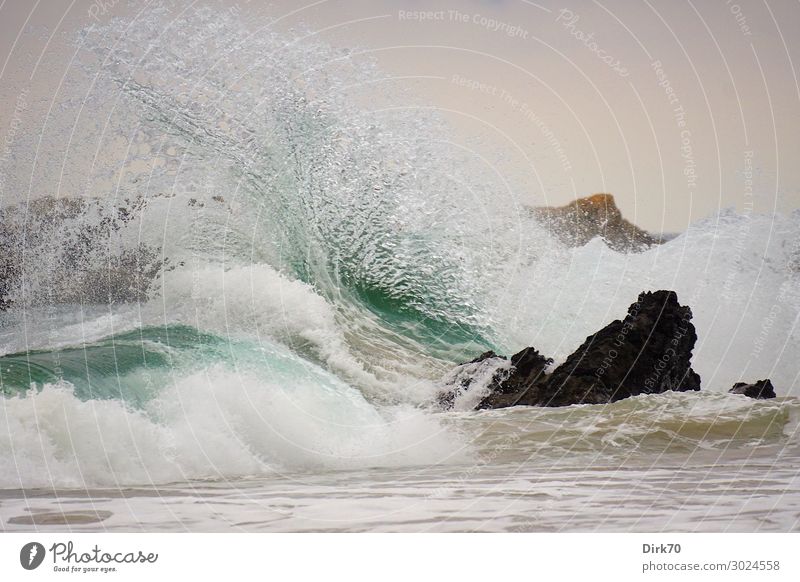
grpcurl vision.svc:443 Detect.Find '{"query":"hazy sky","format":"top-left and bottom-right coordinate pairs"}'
top-left (1, 0), bottom-right (799, 231)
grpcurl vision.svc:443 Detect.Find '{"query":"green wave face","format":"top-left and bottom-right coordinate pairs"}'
top-left (1, 325), bottom-right (254, 407)
top-left (1, 7), bottom-right (517, 376)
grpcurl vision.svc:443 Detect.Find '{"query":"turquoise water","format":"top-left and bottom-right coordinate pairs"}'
top-left (0, 326), bottom-right (213, 406)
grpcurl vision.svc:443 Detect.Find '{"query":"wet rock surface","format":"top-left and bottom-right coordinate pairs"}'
top-left (441, 290), bottom-right (703, 409)
top-left (729, 379), bottom-right (777, 399)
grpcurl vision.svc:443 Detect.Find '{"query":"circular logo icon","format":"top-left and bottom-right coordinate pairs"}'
top-left (20, 542), bottom-right (46, 570)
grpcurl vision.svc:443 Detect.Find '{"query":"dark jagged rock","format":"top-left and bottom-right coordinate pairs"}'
top-left (729, 379), bottom-right (776, 399)
top-left (531, 193), bottom-right (662, 253)
top-left (436, 351), bottom-right (507, 410)
top-left (533, 290), bottom-right (701, 406)
top-left (440, 290), bottom-right (702, 409)
top-left (478, 348), bottom-right (552, 409)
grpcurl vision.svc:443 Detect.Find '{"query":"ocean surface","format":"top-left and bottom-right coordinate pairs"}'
top-left (1, 4), bottom-right (799, 532)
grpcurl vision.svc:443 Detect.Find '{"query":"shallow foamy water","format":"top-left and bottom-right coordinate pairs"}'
top-left (3, 393), bottom-right (798, 532)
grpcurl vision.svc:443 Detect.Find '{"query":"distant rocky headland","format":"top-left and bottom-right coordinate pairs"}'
top-left (530, 193), bottom-right (670, 253)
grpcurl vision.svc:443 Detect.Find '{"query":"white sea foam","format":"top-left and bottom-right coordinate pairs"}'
top-left (0, 365), bottom-right (469, 488)
top-left (441, 356), bottom-right (513, 412)
top-left (493, 210), bottom-right (800, 396)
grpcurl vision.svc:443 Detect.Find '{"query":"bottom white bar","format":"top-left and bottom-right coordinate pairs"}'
top-left (1, 533), bottom-right (797, 581)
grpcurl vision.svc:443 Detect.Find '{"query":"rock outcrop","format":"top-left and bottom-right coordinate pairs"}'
top-left (531, 193), bottom-right (661, 253)
top-left (475, 348), bottom-right (553, 409)
top-left (440, 290), bottom-right (702, 409)
top-left (729, 379), bottom-right (776, 399)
